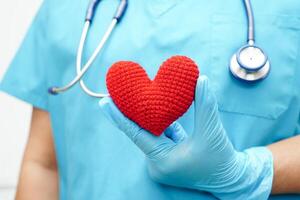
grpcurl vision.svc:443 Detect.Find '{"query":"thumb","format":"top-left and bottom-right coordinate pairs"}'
top-left (164, 121), bottom-right (187, 143)
top-left (99, 97), bottom-right (175, 157)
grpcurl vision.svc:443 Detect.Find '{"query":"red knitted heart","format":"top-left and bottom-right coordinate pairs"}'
top-left (106, 56), bottom-right (199, 136)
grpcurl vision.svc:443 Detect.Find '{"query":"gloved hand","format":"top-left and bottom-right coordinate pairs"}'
top-left (99, 76), bottom-right (274, 200)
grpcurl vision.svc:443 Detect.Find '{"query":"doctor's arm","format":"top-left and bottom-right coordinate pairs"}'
top-left (268, 135), bottom-right (300, 194)
top-left (15, 108), bottom-right (58, 200)
top-left (99, 76), bottom-right (300, 199)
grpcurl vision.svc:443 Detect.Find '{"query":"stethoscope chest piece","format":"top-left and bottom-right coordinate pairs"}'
top-left (230, 44), bottom-right (270, 82)
top-left (229, 0), bottom-right (271, 83)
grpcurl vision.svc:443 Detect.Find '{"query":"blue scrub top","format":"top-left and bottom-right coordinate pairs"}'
top-left (1, 0), bottom-right (300, 199)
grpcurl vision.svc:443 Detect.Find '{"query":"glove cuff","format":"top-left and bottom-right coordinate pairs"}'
top-left (213, 147), bottom-right (274, 200)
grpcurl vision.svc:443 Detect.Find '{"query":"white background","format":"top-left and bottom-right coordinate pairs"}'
top-left (0, 0), bottom-right (42, 199)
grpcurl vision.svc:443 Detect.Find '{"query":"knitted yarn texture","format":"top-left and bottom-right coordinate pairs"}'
top-left (106, 55), bottom-right (199, 136)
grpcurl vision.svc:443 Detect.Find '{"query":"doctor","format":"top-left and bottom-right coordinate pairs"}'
top-left (1, 0), bottom-right (300, 199)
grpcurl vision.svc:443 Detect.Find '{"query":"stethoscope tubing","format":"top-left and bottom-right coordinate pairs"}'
top-left (243, 0), bottom-right (255, 42)
top-left (76, 20), bottom-right (116, 98)
top-left (49, 20), bottom-right (116, 96)
top-left (49, 0), bottom-right (127, 96)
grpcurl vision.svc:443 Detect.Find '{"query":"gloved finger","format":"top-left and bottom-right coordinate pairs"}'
top-left (193, 76), bottom-right (219, 137)
top-left (99, 97), bottom-right (175, 157)
top-left (164, 121), bottom-right (188, 143)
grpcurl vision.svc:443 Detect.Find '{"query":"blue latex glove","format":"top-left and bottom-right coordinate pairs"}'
top-left (99, 76), bottom-right (274, 200)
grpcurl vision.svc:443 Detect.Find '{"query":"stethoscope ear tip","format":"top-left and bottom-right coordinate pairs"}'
top-left (48, 87), bottom-right (59, 95)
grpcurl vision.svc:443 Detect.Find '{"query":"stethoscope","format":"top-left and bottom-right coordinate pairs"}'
top-left (230, 0), bottom-right (270, 82)
top-left (48, 0), bottom-right (270, 98)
